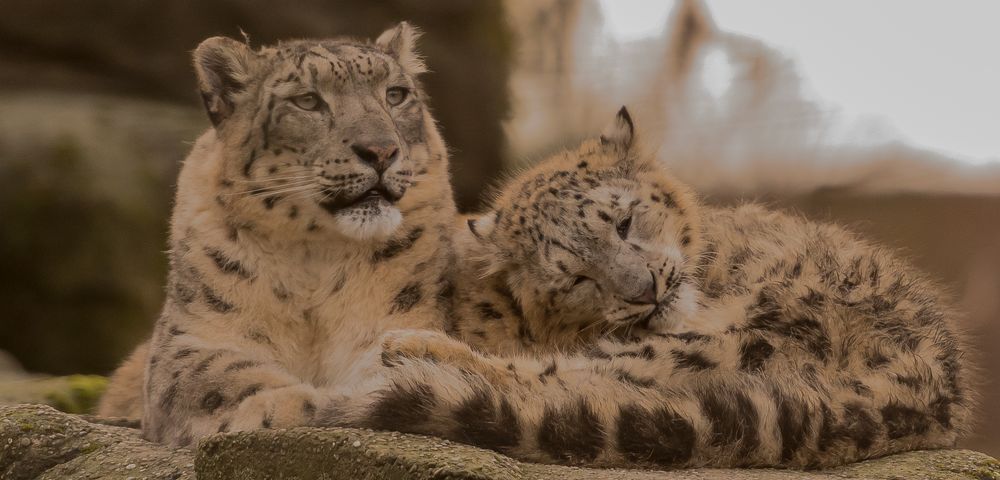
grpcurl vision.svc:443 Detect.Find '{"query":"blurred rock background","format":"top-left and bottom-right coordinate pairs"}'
top-left (0, 0), bottom-right (997, 456)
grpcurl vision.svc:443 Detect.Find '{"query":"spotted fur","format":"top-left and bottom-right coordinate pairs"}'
top-left (96, 24), bottom-right (458, 447)
top-left (341, 108), bottom-right (973, 469)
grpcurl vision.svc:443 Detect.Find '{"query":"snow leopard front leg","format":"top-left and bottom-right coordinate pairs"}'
top-left (376, 328), bottom-right (726, 392)
top-left (143, 316), bottom-right (343, 446)
top-left (378, 329), bottom-right (521, 387)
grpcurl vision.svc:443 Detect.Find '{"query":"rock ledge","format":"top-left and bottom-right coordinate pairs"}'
top-left (2, 404), bottom-right (998, 480)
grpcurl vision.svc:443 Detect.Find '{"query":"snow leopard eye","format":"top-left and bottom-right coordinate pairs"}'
top-left (290, 93), bottom-right (321, 111)
top-left (616, 215), bottom-right (633, 240)
top-left (386, 87), bottom-right (409, 106)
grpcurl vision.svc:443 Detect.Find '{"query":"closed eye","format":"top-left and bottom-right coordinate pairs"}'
top-left (573, 275), bottom-right (592, 287)
top-left (616, 215), bottom-right (633, 240)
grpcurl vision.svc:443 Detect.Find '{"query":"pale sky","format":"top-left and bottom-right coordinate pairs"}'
top-left (597, 0), bottom-right (1000, 164)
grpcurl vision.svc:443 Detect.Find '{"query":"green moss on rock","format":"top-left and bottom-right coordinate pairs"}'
top-left (43, 375), bottom-right (108, 414)
top-left (0, 374), bottom-right (108, 414)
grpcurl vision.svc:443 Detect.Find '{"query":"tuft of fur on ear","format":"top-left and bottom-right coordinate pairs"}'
top-left (467, 211), bottom-right (508, 278)
top-left (376, 22), bottom-right (427, 75)
top-left (467, 211), bottom-right (498, 241)
top-left (193, 36), bottom-right (256, 127)
top-left (600, 106), bottom-right (635, 149)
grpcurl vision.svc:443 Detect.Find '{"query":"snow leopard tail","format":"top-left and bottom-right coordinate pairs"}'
top-left (343, 299), bottom-right (972, 469)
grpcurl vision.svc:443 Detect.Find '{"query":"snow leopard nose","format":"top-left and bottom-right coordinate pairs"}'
top-left (351, 141), bottom-right (399, 174)
top-left (626, 271), bottom-right (658, 305)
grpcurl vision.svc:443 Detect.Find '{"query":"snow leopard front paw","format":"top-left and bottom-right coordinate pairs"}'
top-left (379, 329), bottom-right (472, 366)
top-left (378, 329), bottom-right (514, 387)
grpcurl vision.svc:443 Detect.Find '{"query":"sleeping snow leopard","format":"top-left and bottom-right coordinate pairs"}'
top-left (98, 23), bottom-right (460, 446)
top-left (339, 108), bottom-right (973, 469)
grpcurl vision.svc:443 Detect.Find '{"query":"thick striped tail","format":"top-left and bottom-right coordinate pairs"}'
top-left (342, 324), bottom-right (970, 469)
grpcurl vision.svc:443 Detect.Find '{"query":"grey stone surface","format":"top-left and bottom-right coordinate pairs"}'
top-left (197, 427), bottom-right (1000, 480)
top-left (3, 403), bottom-right (998, 479)
top-left (0, 404), bottom-right (193, 480)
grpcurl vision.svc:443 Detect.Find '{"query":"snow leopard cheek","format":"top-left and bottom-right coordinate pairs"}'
top-left (268, 107), bottom-right (323, 147)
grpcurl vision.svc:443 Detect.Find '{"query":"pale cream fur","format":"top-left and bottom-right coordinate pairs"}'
top-left (99, 24), bottom-right (458, 447)
top-left (346, 109), bottom-right (972, 470)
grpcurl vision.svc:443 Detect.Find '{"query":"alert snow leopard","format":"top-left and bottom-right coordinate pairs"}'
top-left (99, 23), bottom-right (460, 446)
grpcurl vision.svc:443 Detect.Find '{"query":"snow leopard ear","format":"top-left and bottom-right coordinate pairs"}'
top-left (193, 36), bottom-right (256, 127)
top-left (600, 106), bottom-right (635, 150)
top-left (376, 22), bottom-right (427, 75)
top-left (467, 211), bottom-right (498, 241)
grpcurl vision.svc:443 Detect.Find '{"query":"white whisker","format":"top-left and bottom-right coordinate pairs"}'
top-left (228, 174), bottom-right (315, 184)
top-left (226, 184), bottom-right (315, 198)
top-left (316, 188), bottom-right (338, 203)
top-left (249, 184), bottom-right (319, 198)
top-left (224, 180), bottom-right (316, 197)
top-left (578, 317), bottom-right (607, 338)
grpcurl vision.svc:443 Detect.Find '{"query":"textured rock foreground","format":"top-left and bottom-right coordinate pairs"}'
top-left (0, 404), bottom-right (191, 479)
top-left (2, 404), bottom-right (998, 480)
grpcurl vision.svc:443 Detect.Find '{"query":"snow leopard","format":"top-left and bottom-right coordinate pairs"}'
top-left (340, 107), bottom-right (972, 470)
top-left (98, 23), bottom-right (460, 447)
